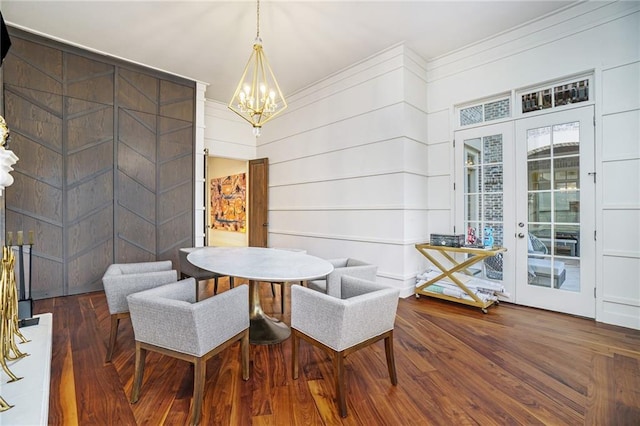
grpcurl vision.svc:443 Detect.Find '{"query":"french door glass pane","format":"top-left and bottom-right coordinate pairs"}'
top-left (527, 121), bottom-right (581, 292)
top-left (464, 135), bottom-right (504, 280)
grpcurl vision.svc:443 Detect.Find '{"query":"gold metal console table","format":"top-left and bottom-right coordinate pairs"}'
top-left (414, 243), bottom-right (507, 313)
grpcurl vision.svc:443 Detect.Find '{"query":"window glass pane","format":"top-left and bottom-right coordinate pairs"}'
top-left (484, 98), bottom-right (510, 121)
top-left (527, 126), bottom-right (551, 159)
top-left (483, 165), bottom-right (503, 192)
top-left (554, 190), bottom-right (580, 223)
top-left (528, 159), bottom-right (551, 190)
top-left (466, 194), bottom-right (481, 221)
top-left (555, 225), bottom-right (580, 257)
top-left (466, 166), bottom-right (481, 193)
top-left (460, 105), bottom-right (483, 126)
top-left (554, 157), bottom-right (579, 190)
top-left (483, 193), bottom-right (503, 221)
top-left (528, 192), bottom-right (551, 222)
top-left (483, 134), bottom-right (502, 163)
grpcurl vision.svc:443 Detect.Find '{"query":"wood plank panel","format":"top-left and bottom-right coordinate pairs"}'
top-left (3, 28), bottom-right (195, 299)
top-left (118, 108), bottom-right (157, 191)
top-left (65, 52), bottom-right (114, 105)
top-left (3, 50), bottom-right (65, 297)
top-left (118, 68), bottom-right (158, 115)
top-left (1, 36), bottom-right (63, 94)
top-left (157, 113), bottom-right (193, 262)
top-left (3, 88), bottom-right (63, 182)
top-left (159, 79), bottom-right (194, 121)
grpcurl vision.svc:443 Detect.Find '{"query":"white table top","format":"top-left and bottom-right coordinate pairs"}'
top-left (187, 247), bottom-right (333, 282)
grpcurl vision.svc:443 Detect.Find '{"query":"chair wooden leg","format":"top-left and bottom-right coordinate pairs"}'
top-left (270, 282), bottom-right (276, 297)
top-left (280, 282), bottom-right (286, 313)
top-left (213, 276), bottom-right (219, 295)
top-left (229, 276), bottom-right (235, 289)
top-left (190, 358), bottom-right (206, 426)
top-left (130, 342), bottom-right (147, 403)
top-left (333, 349), bottom-right (347, 418)
top-left (241, 329), bottom-right (250, 380)
top-left (384, 332), bottom-right (398, 386)
top-left (105, 314), bottom-right (120, 363)
top-left (292, 331), bottom-right (299, 379)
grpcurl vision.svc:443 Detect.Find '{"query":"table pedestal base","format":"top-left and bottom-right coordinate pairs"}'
top-left (249, 315), bottom-right (290, 345)
top-left (249, 280), bottom-right (291, 345)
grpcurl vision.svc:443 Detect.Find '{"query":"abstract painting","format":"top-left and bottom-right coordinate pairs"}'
top-left (210, 173), bottom-right (246, 232)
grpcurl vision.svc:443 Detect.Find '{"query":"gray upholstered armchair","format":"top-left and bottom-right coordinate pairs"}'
top-left (179, 247), bottom-right (234, 300)
top-left (127, 279), bottom-right (249, 426)
top-left (307, 258), bottom-right (377, 298)
top-left (291, 275), bottom-right (400, 418)
top-left (102, 260), bottom-right (177, 362)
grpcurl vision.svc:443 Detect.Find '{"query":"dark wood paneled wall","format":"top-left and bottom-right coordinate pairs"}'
top-left (1, 28), bottom-right (195, 299)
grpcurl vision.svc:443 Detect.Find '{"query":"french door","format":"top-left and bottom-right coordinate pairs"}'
top-left (455, 106), bottom-right (595, 317)
top-left (455, 122), bottom-right (516, 298)
top-left (515, 106), bottom-right (595, 317)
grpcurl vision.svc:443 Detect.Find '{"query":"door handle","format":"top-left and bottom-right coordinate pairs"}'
top-left (517, 233), bottom-right (525, 238)
top-left (263, 223), bottom-right (269, 227)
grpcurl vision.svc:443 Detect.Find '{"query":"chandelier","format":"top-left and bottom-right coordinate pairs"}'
top-left (228, 0), bottom-right (287, 137)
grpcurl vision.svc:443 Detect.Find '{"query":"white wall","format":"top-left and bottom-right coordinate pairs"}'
top-left (203, 101), bottom-right (256, 160)
top-left (425, 1), bottom-right (640, 329)
top-left (255, 44), bottom-right (429, 296)
top-left (599, 60), bottom-right (640, 329)
top-left (193, 82), bottom-right (207, 247)
top-left (201, 2), bottom-right (640, 327)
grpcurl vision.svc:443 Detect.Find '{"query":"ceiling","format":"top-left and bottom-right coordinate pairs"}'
top-left (2, 1), bottom-right (577, 103)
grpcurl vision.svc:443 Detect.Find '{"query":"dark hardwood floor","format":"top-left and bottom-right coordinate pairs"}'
top-left (34, 278), bottom-right (640, 425)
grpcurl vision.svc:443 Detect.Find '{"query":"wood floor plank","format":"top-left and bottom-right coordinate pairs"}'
top-left (613, 353), bottom-right (640, 424)
top-left (32, 283), bottom-right (640, 425)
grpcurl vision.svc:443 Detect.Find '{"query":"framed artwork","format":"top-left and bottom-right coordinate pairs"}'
top-left (210, 173), bottom-right (246, 232)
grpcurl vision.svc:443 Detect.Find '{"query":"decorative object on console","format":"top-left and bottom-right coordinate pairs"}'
top-left (228, 0), bottom-right (287, 136)
top-left (6, 230), bottom-right (37, 326)
top-left (0, 116), bottom-right (18, 196)
top-left (0, 244), bottom-right (32, 411)
top-left (429, 233), bottom-right (466, 248)
top-left (483, 227), bottom-right (494, 249)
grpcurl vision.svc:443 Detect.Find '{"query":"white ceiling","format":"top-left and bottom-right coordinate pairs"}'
top-left (2, 1), bottom-right (577, 103)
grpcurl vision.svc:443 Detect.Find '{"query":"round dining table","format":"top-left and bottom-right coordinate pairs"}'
top-left (187, 247), bottom-right (333, 345)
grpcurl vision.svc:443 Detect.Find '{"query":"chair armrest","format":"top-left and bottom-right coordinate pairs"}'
top-left (291, 285), bottom-right (347, 349)
top-left (325, 264), bottom-right (378, 298)
top-left (339, 287), bottom-right (399, 349)
top-left (340, 275), bottom-right (392, 299)
top-left (103, 269), bottom-right (178, 314)
top-left (328, 258), bottom-right (349, 268)
top-left (112, 260), bottom-right (173, 275)
top-left (191, 284), bottom-right (249, 353)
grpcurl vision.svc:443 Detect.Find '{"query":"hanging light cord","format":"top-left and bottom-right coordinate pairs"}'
top-left (256, 0), bottom-right (261, 39)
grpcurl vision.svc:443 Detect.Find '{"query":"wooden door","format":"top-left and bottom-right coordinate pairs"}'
top-left (248, 158), bottom-right (268, 247)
